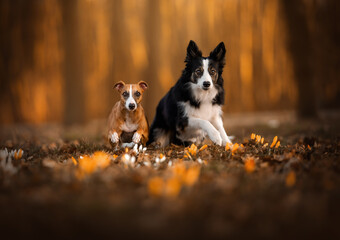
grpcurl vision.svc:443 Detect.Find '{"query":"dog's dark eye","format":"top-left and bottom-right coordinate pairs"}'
top-left (195, 69), bottom-right (202, 75)
top-left (122, 92), bottom-right (129, 97)
top-left (210, 69), bottom-right (216, 74)
top-left (135, 91), bottom-right (141, 97)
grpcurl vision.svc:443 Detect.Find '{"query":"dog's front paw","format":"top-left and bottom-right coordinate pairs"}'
top-left (132, 132), bottom-right (141, 143)
top-left (110, 132), bottom-right (119, 143)
top-left (208, 129), bottom-right (222, 146)
top-left (222, 136), bottom-right (232, 146)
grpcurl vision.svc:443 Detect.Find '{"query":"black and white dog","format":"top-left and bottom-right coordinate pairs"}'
top-left (147, 40), bottom-right (232, 147)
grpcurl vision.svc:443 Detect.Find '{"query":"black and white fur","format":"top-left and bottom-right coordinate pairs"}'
top-left (147, 40), bottom-right (232, 147)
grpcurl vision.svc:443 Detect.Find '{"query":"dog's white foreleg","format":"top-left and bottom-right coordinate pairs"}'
top-left (188, 118), bottom-right (222, 145)
top-left (109, 132), bottom-right (119, 143)
top-left (211, 116), bottom-right (232, 146)
top-left (132, 132), bottom-right (141, 143)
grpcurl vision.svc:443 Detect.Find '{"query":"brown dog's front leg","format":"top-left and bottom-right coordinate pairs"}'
top-left (108, 130), bottom-right (122, 144)
top-left (133, 129), bottom-right (149, 146)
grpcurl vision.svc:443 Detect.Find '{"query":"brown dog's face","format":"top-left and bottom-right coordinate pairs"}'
top-left (114, 81), bottom-right (148, 111)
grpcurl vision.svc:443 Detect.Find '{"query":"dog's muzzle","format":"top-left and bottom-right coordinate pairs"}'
top-left (202, 81), bottom-right (211, 90)
top-left (128, 103), bottom-right (136, 110)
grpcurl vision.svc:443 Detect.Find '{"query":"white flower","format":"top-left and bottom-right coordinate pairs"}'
top-left (133, 144), bottom-right (139, 154)
top-left (160, 155), bottom-right (166, 163)
top-left (197, 158), bottom-right (203, 164)
top-left (143, 161), bottom-right (150, 167)
top-left (0, 149), bottom-right (17, 175)
top-left (9, 150), bottom-right (15, 158)
top-left (0, 149), bottom-right (8, 160)
top-left (122, 154), bottom-right (131, 165)
top-left (168, 161), bottom-right (172, 167)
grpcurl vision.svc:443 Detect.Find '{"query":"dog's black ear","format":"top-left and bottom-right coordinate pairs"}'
top-left (185, 40), bottom-right (202, 61)
top-left (209, 42), bottom-right (226, 62)
top-left (114, 81), bottom-right (125, 91)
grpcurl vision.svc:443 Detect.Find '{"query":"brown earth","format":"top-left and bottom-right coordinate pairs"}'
top-left (0, 111), bottom-right (339, 239)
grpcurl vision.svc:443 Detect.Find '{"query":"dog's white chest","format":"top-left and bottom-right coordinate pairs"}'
top-left (181, 102), bottom-right (221, 121)
top-left (120, 118), bottom-right (138, 132)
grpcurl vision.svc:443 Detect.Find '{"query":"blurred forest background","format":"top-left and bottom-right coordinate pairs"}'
top-left (0, 0), bottom-right (339, 125)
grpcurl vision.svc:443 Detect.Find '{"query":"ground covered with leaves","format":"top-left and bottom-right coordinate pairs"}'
top-left (0, 115), bottom-right (339, 239)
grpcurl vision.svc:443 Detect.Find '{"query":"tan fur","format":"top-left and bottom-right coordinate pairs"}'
top-left (107, 81), bottom-right (149, 145)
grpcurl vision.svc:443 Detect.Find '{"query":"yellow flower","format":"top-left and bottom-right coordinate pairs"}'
top-left (250, 133), bottom-right (256, 140)
top-left (199, 145), bottom-right (207, 152)
top-left (72, 157), bottom-right (78, 166)
top-left (255, 135), bottom-right (261, 143)
top-left (75, 151), bottom-right (111, 180)
top-left (164, 177), bottom-right (182, 197)
top-left (231, 143), bottom-right (239, 154)
top-left (188, 144), bottom-right (197, 156)
top-left (172, 163), bottom-right (186, 179)
top-left (183, 165), bottom-right (201, 186)
top-left (244, 157), bottom-right (255, 173)
top-left (148, 177), bottom-right (164, 197)
top-left (275, 141), bottom-right (280, 148)
top-left (78, 156), bottom-right (96, 175)
top-left (270, 136), bottom-right (278, 148)
top-left (14, 149), bottom-right (23, 160)
top-left (92, 151), bottom-right (111, 169)
top-left (225, 142), bottom-right (232, 151)
top-left (260, 137), bottom-right (264, 144)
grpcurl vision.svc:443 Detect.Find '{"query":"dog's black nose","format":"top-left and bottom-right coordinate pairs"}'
top-left (129, 103), bottom-right (136, 110)
top-left (203, 81), bottom-right (211, 89)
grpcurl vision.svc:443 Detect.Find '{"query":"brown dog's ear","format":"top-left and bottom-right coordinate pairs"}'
top-left (114, 81), bottom-right (125, 91)
top-left (138, 81), bottom-right (148, 91)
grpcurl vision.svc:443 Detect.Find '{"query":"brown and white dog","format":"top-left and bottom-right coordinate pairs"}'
top-left (107, 81), bottom-right (149, 147)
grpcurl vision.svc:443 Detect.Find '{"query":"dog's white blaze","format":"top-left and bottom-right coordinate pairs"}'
top-left (125, 85), bottom-right (137, 110)
top-left (197, 59), bottom-right (212, 89)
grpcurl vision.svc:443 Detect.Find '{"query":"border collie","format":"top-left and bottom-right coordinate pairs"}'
top-left (147, 40), bottom-right (232, 147)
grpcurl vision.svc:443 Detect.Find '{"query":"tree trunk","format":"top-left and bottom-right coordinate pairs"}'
top-left (281, 0), bottom-right (317, 118)
top-left (61, 0), bottom-right (85, 125)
